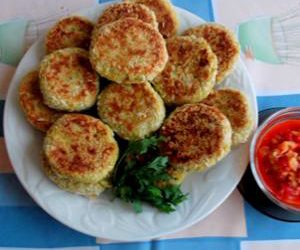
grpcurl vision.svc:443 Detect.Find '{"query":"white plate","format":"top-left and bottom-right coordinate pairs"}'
top-left (4, 2), bottom-right (258, 241)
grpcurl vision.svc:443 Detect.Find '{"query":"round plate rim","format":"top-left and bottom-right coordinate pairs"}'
top-left (3, 3), bottom-right (258, 241)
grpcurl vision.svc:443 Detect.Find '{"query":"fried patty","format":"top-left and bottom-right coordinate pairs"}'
top-left (45, 16), bottom-right (94, 54)
top-left (40, 48), bottom-right (99, 111)
top-left (18, 71), bottom-right (62, 132)
top-left (202, 88), bottom-right (253, 146)
top-left (98, 82), bottom-right (165, 140)
top-left (166, 167), bottom-right (187, 184)
top-left (152, 36), bottom-right (217, 105)
top-left (43, 156), bottom-right (110, 198)
top-left (97, 2), bottom-right (158, 29)
top-left (160, 103), bottom-right (232, 171)
top-left (43, 114), bottom-right (119, 185)
top-left (125, 0), bottom-right (178, 38)
top-left (90, 17), bottom-right (168, 84)
top-left (184, 23), bottom-right (240, 83)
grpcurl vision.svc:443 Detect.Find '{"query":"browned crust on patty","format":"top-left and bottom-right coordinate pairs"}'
top-left (40, 48), bottom-right (99, 111)
top-left (152, 36), bottom-right (217, 105)
top-left (43, 114), bottom-right (119, 183)
top-left (90, 17), bottom-right (168, 84)
top-left (45, 16), bottom-right (94, 54)
top-left (97, 2), bottom-right (158, 29)
top-left (202, 88), bottom-right (253, 145)
top-left (160, 103), bottom-right (232, 171)
top-left (98, 82), bottom-right (165, 140)
top-left (184, 23), bottom-right (240, 83)
top-left (42, 155), bottom-right (109, 197)
top-left (18, 71), bottom-right (62, 132)
top-left (125, 0), bottom-right (179, 38)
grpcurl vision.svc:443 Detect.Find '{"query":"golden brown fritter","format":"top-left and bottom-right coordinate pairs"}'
top-left (43, 114), bottom-right (119, 184)
top-left (202, 88), bottom-right (253, 146)
top-left (97, 2), bottom-right (158, 29)
top-left (152, 36), bottom-right (217, 105)
top-left (184, 23), bottom-right (240, 83)
top-left (125, 0), bottom-right (179, 38)
top-left (40, 48), bottom-right (99, 111)
top-left (90, 17), bottom-right (168, 84)
top-left (98, 82), bottom-right (165, 140)
top-left (45, 16), bottom-right (94, 54)
top-left (160, 103), bottom-right (232, 171)
top-left (18, 70), bottom-right (62, 132)
top-left (42, 156), bottom-right (110, 198)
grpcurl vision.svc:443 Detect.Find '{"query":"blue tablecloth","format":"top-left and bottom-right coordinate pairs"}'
top-left (1, 0), bottom-right (300, 249)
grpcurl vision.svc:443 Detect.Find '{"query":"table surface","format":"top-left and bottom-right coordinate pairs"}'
top-left (1, 0), bottom-right (300, 249)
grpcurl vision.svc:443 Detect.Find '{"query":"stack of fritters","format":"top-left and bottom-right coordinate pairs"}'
top-left (89, 17), bottom-right (168, 84)
top-left (18, 0), bottom-right (254, 197)
top-left (40, 48), bottom-right (99, 111)
top-left (152, 36), bottom-right (217, 105)
top-left (97, 2), bottom-right (158, 29)
top-left (43, 114), bottom-right (119, 197)
top-left (98, 82), bottom-right (165, 140)
top-left (45, 16), bottom-right (94, 54)
top-left (183, 24), bottom-right (241, 83)
top-left (19, 71), bottom-right (62, 132)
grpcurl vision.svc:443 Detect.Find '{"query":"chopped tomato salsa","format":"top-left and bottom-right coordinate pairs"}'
top-left (256, 120), bottom-right (300, 206)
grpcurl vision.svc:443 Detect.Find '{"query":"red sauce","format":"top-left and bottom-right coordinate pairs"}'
top-left (256, 120), bottom-right (300, 207)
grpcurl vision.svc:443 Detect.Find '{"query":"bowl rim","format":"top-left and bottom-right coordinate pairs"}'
top-left (250, 107), bottom-right (300, 213)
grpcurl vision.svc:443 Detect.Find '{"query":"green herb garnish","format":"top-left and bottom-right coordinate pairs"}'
top-left (113, 135), bottom-right (188, 213)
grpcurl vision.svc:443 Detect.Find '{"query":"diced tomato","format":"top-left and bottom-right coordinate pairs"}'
top-left (295, 136), bottom-right (300, 143)
top-left (256, 120), bottom-right (300, 207)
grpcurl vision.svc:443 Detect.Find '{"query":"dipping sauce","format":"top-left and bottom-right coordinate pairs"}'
top-left (256, 120), bottom-right (300, 207)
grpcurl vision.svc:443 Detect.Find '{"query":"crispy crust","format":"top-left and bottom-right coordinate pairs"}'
top-left (43, 114), bottom-right (119, 183)
top-left (97, 2), bottom-right (158, 29)
top-left (125, 0), bottom-right (179, 38)
top-left (18, 71), bottom-right (62, 132)
top-left (39, 48), bottom-right (99, 111)
top-left (202, 88), bottom-right (253, 146)
top-left (45, 16), bottom-right (94, 54)
top-left (42, 156), bottom-right (110, 198)
top-left (90, 17), bottom-right (168, 84)
top-left (98, 82), bottom-right (165, 140)
top-left (152, 36), bottom-right (217, 105)
top-left (160, 103), bottom-right (232, 171)
top-left (166, 167), bottom-right (187, 184)
top-left (184, 23), bottom-right (240, 83)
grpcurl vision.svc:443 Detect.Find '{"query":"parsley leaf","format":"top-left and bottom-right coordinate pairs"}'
top-left (133, 200), bottom-right (143, 213)
top-left (126, 136), bottom-right (165, 155)
top-left (113, 135), bottom-right (188, 213)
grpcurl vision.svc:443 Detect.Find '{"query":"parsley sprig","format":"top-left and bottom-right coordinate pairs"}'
top-left (113, 136), bottom-right (188, 213)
